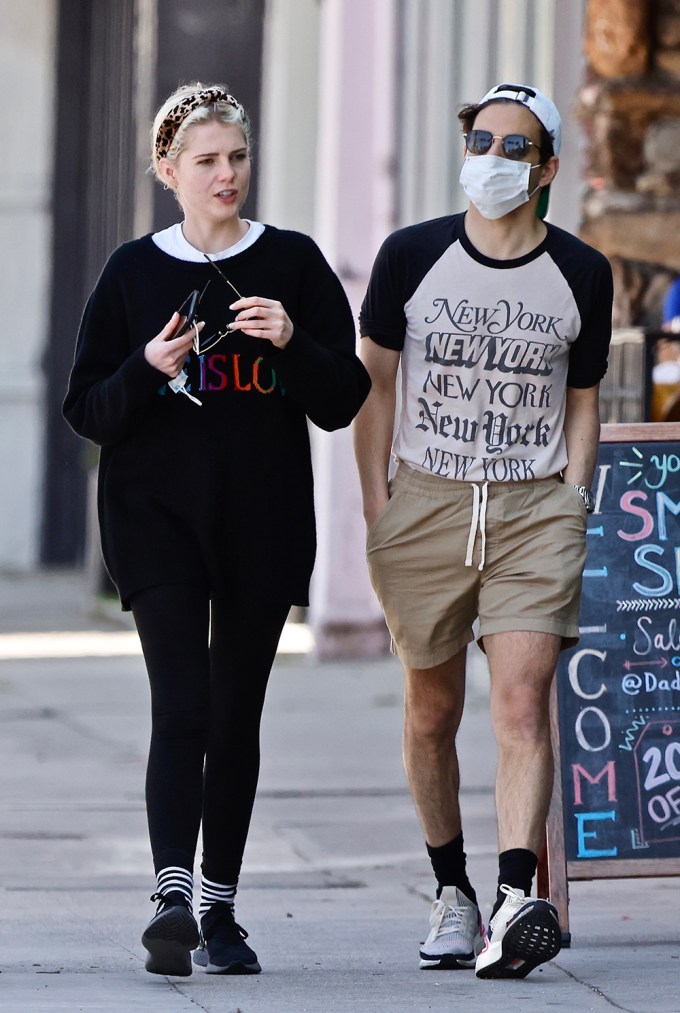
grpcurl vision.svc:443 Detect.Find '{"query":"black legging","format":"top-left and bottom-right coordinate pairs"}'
top-left (130, 583), bottom-right (290, 885)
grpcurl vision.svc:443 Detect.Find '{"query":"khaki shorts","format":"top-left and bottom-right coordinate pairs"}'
top-left (366, 464), bottom-right (588, 669)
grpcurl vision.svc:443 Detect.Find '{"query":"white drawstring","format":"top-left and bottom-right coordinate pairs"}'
top-left (464, 484), bottom-right (480, 567)
top-left (478, 481), bottom-right (488, 571)
top-left (464, 482), bottom-right (488, 571)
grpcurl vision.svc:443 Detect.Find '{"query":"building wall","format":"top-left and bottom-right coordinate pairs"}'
top-left (42, 0), bottom-right (142, 568)
top-left (578, 0), bottom-right (680, 328)
top-left (260, 0), bottom-right (399, 653)
top-left (309, 0), bottom-right (399, 653)
top-left (0, 1), bottom-right (55, 569)
top-left (153, 0), bottom-right (265, 231)
top-left (396, 0), bottom-right (587, 233)
top-left (259, 0), bottom-right (588, 262)
top-left (258, 0), bottom-right (321, 236)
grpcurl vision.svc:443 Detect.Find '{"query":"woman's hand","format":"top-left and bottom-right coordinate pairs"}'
top-left (228, 297), bottom-right (293, 349)
top-left (144, 313), bottom-right (204, 377)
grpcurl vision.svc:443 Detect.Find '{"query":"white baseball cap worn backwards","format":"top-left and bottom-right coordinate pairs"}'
top-left (478, 83), bottom-right (562, 156)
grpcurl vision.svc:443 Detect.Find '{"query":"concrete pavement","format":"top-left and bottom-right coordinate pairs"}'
top-left (0, 570), bottom-right (678, 1012)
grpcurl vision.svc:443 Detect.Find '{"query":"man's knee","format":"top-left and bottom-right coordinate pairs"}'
top-left (404, 661), bottom-right (465, 744)
top-left (493, 687), bottom-right (551, 746)
top-left (405, 692), bottom-right (462, 744)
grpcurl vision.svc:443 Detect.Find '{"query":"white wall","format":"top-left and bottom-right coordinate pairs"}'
top-left (259, 0), bottom-right (398, 654)
top-left (0, 1), bottom-right (55, 569)
top-left (396, 0), bottom-right (587, 232)
top-left (548, 0), bottom-right (589, 234)
top-left (259, 0), bottom-right (321, 235)
top-left (310, 0), bottom-right (398, 653)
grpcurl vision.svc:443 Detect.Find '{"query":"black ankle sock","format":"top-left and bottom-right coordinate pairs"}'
top-left (491, 848), bottom-right (538, 918)
top-left (426, 834), bottom-right (477, 906)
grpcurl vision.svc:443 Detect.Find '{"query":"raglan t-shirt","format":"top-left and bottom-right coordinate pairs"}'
top-left (360, 213), bottom-right (613, 483)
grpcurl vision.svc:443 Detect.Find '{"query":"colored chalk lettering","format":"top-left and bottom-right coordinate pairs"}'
top-left (572, 761), bottom-right (617, 805)
top-left (575, 811), bottom-right (618, 858)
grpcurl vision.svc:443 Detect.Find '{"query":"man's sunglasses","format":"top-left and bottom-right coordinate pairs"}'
top-left (463, 130), bottom-right (546, 161)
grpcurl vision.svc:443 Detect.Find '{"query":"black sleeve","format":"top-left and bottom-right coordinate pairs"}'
top-left (566, 250), bottom-right (614, 389)
top-left (359, 232), bottom-right (407, 350)
top-left (62, 251), bottom-right (168, 446)
top-left (260, 238), bottom-right (371, 432)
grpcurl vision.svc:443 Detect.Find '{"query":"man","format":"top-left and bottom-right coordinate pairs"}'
top-left (354, 83), bottom-right (612, 979)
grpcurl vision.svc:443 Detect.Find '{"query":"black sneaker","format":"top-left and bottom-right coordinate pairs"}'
top-left (193, 901), bottom-right (261, 974)
top-left (141, 891), bottom-right (200, 977)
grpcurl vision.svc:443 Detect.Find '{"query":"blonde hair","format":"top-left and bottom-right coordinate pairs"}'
top-left (150, 81), bottom-right (250, 182)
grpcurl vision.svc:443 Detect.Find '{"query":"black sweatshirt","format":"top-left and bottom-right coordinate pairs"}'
top-left (63, 226), bottom-right (371, 608)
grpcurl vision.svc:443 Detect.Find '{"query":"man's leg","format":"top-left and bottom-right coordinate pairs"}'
top-left (403, 649), bottom-right (483, 970)
top-left (403, 649), bottom-right (467, 847)
top-left (486, 630), bottom-right (560, 861)
top-left (475, 629), bottom-right (562, 979)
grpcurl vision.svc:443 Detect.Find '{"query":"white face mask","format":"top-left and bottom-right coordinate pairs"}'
top-left (459, 154), bottom-right (541, 220)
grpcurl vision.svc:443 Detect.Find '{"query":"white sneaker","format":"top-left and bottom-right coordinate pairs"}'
top-left (475, 884), bottom-right (561, 979)
top-left (419, 886), bottom-right (484, 970)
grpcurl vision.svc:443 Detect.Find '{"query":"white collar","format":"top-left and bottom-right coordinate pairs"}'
top-left (152, 220), bottom-right (265, 262)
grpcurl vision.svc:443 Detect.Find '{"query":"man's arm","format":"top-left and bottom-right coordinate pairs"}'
top-left (562, 384), bottom-right (601, 488)
top-left (353, 337), bottom-right (401, 528)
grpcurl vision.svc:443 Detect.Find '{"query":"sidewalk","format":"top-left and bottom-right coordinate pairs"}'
top-left (0, 570), bottom-right (678, 1012)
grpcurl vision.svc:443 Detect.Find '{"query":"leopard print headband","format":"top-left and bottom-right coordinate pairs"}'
top-left (155, 88), bottom-right (245, 160)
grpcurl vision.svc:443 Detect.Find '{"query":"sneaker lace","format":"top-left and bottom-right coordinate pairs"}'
top-left (218, 919), bottom-right (249, 943)
top-left (430, 898), bottom-right (468, 937)
top-left (489, 884), bottom-right (527, 932)
top-left (201, 902), bottom-right (249, 947)
top-left (499, 884), bottom-right (527, 906)
top-left (149, 890), bottom-right (173, 912)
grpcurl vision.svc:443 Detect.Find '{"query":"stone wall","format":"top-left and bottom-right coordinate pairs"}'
top-left (579, 0), bottom-right (680, 327)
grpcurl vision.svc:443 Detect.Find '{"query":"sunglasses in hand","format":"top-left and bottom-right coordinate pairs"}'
top-left (171, 257), bottom-right (245, 356)
top-left (172, 289), bottom-right (202, 339)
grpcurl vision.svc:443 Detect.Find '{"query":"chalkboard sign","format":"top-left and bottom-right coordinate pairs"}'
top-left (541, 423), bottom-right (680, 939)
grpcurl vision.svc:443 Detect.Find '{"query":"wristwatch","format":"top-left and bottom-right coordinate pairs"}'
top-left (571, 484), bottom-right (595, 513)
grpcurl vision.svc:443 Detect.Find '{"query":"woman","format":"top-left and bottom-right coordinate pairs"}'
top-left (63, 82), bottom-right (370, 978)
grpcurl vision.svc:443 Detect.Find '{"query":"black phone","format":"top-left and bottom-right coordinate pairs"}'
top-left (170, 289), bottom-right (201, 339)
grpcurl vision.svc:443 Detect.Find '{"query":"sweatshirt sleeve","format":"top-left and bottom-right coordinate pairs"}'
top-left (62, 251), bottom-right (169, 446)
top-left (260, 237), bottom-right (371, 432)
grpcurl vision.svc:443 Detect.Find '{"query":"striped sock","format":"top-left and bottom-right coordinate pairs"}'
top-left (199, 876), bottom-right (237, 919)
top-left (156, 866), bottom-right (193, 906)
